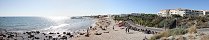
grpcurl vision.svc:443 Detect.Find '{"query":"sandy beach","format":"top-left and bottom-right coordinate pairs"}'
top-left (70, 17), bottom-right (154, 40)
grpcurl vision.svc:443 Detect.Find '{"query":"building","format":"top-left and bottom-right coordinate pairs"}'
top-left (130, 13), bottom-right (145, 16)
top-left (119, 14), bottom-right (130, 17)
top-left (158, 8), bottom-right (209, 17)
top-left (203, 10), bottom-right (209, 15)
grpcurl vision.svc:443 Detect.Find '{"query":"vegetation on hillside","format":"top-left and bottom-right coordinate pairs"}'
top-left (149, 25), bottom-right (194, 40)
top-left (113, 14), bottom-right (209, 28)
top-left (113, 14), bottom-right (209, 40)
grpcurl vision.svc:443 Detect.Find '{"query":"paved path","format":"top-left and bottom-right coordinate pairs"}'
top-left (126, 20), bottom-right (209, 34)
top-left (126, 21), bottom-right (164, 32)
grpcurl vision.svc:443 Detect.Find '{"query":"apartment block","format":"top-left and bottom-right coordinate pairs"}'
top-left (158, 8), bottom-right (209, 17)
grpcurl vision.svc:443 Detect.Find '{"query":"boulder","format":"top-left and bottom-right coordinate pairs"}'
top-left (49, 32), bottom-right (55, 34)
top-left (35, 37), bottom-right (40, 39)
top-left (95, 33), bottom-right (102, 35)
top-left (63, 32), bottom-right (66, 34)
top-left (103, 31), bottom-right (109, 33)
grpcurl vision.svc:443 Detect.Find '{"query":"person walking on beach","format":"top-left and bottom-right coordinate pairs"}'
top-left (113, 25), bottom-right (115, 30)
top-left (125, 26), bottom-right (131, 33)
top-left (125, 27), bottom-right (127, 32)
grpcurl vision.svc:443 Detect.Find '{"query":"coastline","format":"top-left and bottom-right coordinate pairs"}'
top-left (1, 17), bottom-right (155, 40)
top-left (0, 18), bottom-right (97, 40)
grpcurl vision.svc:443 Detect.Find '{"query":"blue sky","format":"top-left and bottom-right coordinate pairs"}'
top-left (0, 0), bottom-right (209, 16)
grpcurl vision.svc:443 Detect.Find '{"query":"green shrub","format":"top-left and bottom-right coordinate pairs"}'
top-left (170, 27), bottom-right (187, 36)
top-left (149, 30), bottom-right (170, 40)
top-left (149, 34), bottom-right (161, 40)
top-left (149, 27), bottom-right (187, 40)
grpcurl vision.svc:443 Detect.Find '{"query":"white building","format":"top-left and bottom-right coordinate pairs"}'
top-left (131, 13), bottom-right (145, 16)
top-left (158, 8), bottom-right (209, 17)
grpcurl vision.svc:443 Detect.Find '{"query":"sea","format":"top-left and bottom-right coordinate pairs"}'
top-left (0, 16), bottom-right (94, 33)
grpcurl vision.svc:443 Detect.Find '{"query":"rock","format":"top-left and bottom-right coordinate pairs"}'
top-left (70, 35), bottom-right (74, 37)
top-left (79, 33), bottom-right (85, 35)
top-left (95, 33), bottom-right (102, 35)
top-left (31, 31), bottom-right (36, 33)
top-left (53, 38), bottom-right (58, 40)
top-left (36, 31), bottom-right (40, 34)
top-left (0, 34), bottom-right (4, 36)
top-left (60, 36), bottom-right (67, 39)
top-left (26, 32), bottom-right (31, 35)
top-left (66, 33), bottom-right (73, 37)
top-left (121, 28), bottom-right (125, 29)
top-left (2, 35), bottom-right (6, 37)
top-left (63, 32), bottom-right (66, 34)
top-left (89, 26), bottom-right (92, 29)
top-left (14, 39), bottom-right (17, 40)
top-left (48, 36), bottom-right (53, 39)
top-left (35, 37), bottom-right (40, 39)
top-left (49, 32), bottom-right (55, 34)
top-left (58, 35), bottom-right (61, 37)
top-left (103, 31), bottom-right (109, 33)
top-left (7, 35), bottom-right (14, 38)
top-left (42, 33), bottom-right (46, 35)
top-left (45, 36), bottom-right (48, 38)
top-left (28, 35), bottom-right (34, 38)
top-left (66, 33), bottom-right (71, 35)
top-left (85, 34), bottom-right (89, 37)
top-left (102, 28), bottom-right (106, 30)
top-left (10, 35), bottom-right (14, 37)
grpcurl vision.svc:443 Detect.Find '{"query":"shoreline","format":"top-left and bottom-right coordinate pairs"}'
top-left (0, 18), bottom-right (97, 40)
top-left (1, 17), bottom-right (156, 40)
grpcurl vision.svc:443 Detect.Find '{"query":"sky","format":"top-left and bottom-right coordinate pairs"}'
top-left (0, 0), bottom-right (209, 16)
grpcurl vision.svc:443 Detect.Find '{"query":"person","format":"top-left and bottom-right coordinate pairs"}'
top-left (143, 36), bottom-right (148, 40)
top-left (127, 26), bottom-right (130, 32)
top-left (126, 26), bottom-right (131, 33)
top-left (85, 28), bottom-right (89, 37)
top-left (147, 30), bottom-right (151, 34)
top-left (125, 27), bottom-right (127, 32)
top-left (112, 26), bottom-right (115, 30)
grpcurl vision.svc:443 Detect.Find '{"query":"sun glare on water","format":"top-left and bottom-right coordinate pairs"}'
top-left (44, 16), bottom-right (69, 21)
